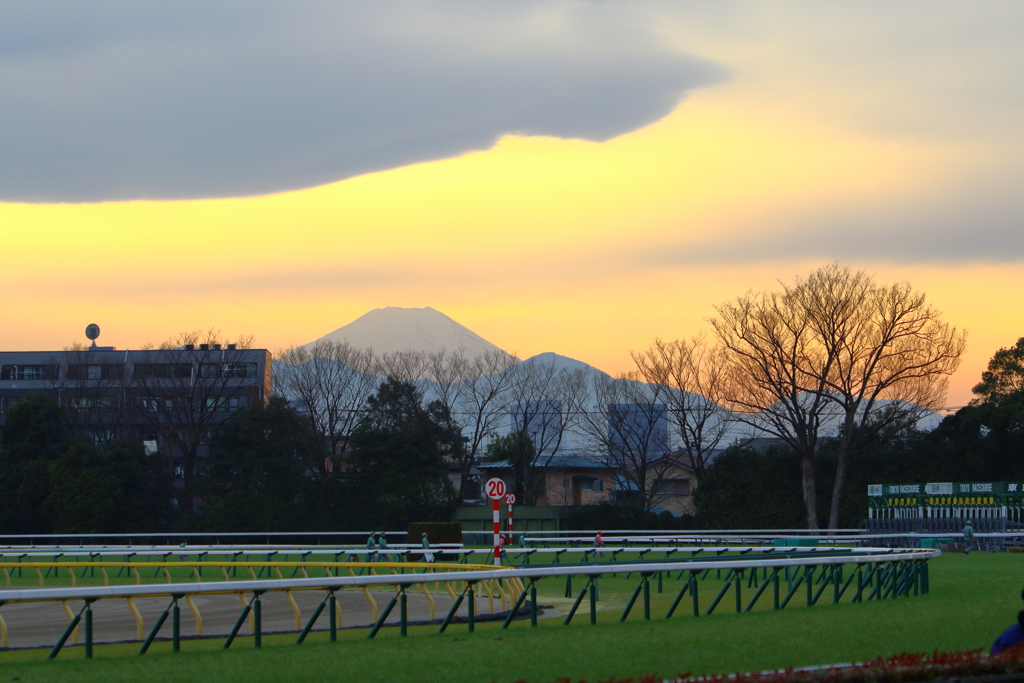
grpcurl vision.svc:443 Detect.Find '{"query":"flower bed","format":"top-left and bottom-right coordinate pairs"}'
top-left (533, 647), bottom-right (1024, 683)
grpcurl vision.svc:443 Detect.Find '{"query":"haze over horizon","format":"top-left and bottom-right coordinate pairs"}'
top-left (4, 2), bottom-right (1023, 408)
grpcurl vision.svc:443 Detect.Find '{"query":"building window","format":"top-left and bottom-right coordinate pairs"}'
top-left (134, 364), bottom-right (191, 380)
top-left (577, 477), bottom-right (603, 492)
top-left (199, 363), bottom-right (256, 379)
top-left (139, 397), bottom-right (173, 412)
top-left (67, 396), bottom-right (117, 410)
top-left (661, 479), bottom-right (690, 496)
top-left (227, 395), bottom-right (249, 411)
top-left (68, 364), bottom-right (124, 380)
top-left (1, 365), bottom-right (59, 381)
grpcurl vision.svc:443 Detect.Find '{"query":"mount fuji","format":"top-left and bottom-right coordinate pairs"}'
top-left (303, 306), bottom-right (513, 360)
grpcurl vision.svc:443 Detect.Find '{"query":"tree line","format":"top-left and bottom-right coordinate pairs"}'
top-left (696, 336), bottom-right (1024, 528)
top-left (0, 264), bottom-right (980, 532)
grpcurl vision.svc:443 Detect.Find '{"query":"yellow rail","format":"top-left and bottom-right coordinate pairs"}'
top-left (0, 561), bottom-right (520, 649)
top-left (0, 561), bottom-right (497, 588)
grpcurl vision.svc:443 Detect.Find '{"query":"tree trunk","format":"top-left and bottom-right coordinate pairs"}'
top-left (827, 447), bottom-right (849, 531)
top-left (800, 452), bottom-right (819, 529)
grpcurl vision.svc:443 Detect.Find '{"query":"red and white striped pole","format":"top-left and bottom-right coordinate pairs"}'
top-left (486, 478), bottom-right (505, 567)
top-left (506, 493), bottom-right (516, 548)
top-left (492, 496), bottom-right (501, 566)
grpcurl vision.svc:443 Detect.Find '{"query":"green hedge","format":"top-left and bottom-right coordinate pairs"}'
top-left (406, 521), bottom-right (463, 561)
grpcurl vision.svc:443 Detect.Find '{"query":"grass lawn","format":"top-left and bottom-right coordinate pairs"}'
top-left (0, 552), bottom-right (1019, 682)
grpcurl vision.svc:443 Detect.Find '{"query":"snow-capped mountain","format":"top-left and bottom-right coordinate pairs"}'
top-left (303, 306), bottom-right (512, 360)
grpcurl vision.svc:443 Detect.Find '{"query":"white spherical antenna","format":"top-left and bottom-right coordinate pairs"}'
top-left (85, 324), bottom-right (101, 341)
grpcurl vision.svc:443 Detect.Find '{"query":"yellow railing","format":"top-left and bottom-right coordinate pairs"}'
top-left (0, 561), bottom-right (523, 649)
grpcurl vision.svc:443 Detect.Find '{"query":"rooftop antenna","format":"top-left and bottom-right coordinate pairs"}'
top-left (85, 323), bottom-right (100, 350)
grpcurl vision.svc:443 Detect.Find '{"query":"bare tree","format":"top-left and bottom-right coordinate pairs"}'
top-left (505, 356), bottom-right (588, 504)
top-left (797, 265), bottom-right (966, 529)
top-left (452, 349), bottom-right (521, 498)
top-left (711, 264), bottom-right (966, 529)
top-left (56, 350), bottom-right (130, 448)
top-left (377, 350), bottom-right (430, 383)
top-left (425, 349), bottom-right (470, 414)
top-left (630, 336), bottom-right (732, 481)
top-left (127, 331), bottom-right (268, 501)
top-left (273, 340), bottom-right (380, 475)
top-left (569, 373), bottom-right (675, 513)
top-left (711, 286), bottom-right (841, 529)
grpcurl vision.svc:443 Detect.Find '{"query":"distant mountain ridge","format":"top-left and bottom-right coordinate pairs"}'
top-left (303, 306), bottom-right (512, 359)
top-left (298, 307), bottom-right (944, 436)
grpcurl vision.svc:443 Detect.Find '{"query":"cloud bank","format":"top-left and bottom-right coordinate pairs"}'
top-left (0, 1), bottom-right (724, 202)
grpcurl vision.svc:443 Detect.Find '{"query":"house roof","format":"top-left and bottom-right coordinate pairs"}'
top-left (648, 451), bottom-right (699, 473)
top-left (479, 454), bottom-right (614, 470)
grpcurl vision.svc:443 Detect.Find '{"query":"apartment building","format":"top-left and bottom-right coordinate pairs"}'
top-left (0, 345), bottom-right (271, 475)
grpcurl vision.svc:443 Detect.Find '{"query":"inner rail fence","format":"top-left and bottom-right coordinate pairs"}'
top-left (1, 530), bottom-right (1020, 556)
top-left (0, 546), bottom-right (939, 660)
top-left (0, 545), bottom-right (873, 588)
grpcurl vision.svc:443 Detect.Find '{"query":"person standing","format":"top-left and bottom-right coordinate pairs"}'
top-left (964, 520), bottom-right (976, 555)
top-left (421, 532), bottom-right (434, 563)
top-left (366, 532), bottom-right (378, 562)
top-left (378, 531), bottom-right (390, 562)
top-left (594, 529), bottom-right (606, 558)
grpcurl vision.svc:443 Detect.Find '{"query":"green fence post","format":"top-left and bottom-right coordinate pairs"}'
top-left (329, 592), bottom-right (337, 641)
top-left (438, 594), bottom-right (465, 634)
top-left (619, 581), bottom-right (643, 622)
top-left (468, 584), bottom-right (476, 633)
top-left (691, 571), bottom-right (699, 617)
top-left (296, 596), bottom-right (328, 643)
top-left (779, 572), bottom-right (804, 609)
top-left (805, 566), bottom-right (813, 606)
top-left (643, 575), bottom-right (651, 620)
top-left (530, 582), bottom-right (538, 627)
top-left (744, 569), bottom-right (775, 612)
top-left (734, 571), bottom-right (742, 613)
top-left (223, 597), bottom-right (252, 650)
top-left (565, 574), bottom-right (573, 598)
top-left (84, 601), bottom-right (93, 659)
top-left (773, 570), bottom-right (780, 610)
top-left (368, 594), bottom-right (399, 639)
top-left (811, 568), bottom-right (832, 605)
top-left (563, 582), bottom-right (590, 626)
top-left (400, 587), bottom-right (408, 636)
top-left (172, 598), bottom-right (181, 653)
top-left (48, 609), bottom-right (83, 660)
top-left (501, 582), bottom-right (531, 629)
top-left (658, 571), bottom-right (663, 594)
top-left (665, 578), bottom-right (689, 619)
top-left (590, 577), bottom-right (598, 624)
top-left (253, 593), bottom-right (262, 648)
top-left (705, 579), bottom-right (732, 616)
top-left (139, 602), bottom-right (172, 655)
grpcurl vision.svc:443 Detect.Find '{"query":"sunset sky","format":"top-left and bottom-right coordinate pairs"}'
top-left (3, 1), bottom-right (1023, 408)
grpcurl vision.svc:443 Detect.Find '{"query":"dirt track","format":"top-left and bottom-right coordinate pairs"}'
top-left (0, 588), bottom-right (499, 649)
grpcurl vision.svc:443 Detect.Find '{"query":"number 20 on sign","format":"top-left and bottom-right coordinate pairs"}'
top-left (486, 478), bottom-right (506, 499)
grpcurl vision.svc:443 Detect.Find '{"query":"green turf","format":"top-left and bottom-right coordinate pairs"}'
top-left (0, 552), bottom-right (1019, 682)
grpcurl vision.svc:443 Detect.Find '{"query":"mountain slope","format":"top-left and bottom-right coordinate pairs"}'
top-left (304, 307), bottom-right (510, 359)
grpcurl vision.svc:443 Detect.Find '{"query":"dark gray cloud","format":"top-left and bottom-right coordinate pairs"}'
top-left (0, 1), bottom-right (724, 202)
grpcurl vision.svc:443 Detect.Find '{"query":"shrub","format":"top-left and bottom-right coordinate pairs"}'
top-left (407, 521), bottom-right (462, 561)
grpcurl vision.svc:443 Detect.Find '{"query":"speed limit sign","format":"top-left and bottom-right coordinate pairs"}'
top-left (505, 493), bottom-right (516, 505)
top-left (485, 478), bottom-right (506, 500)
